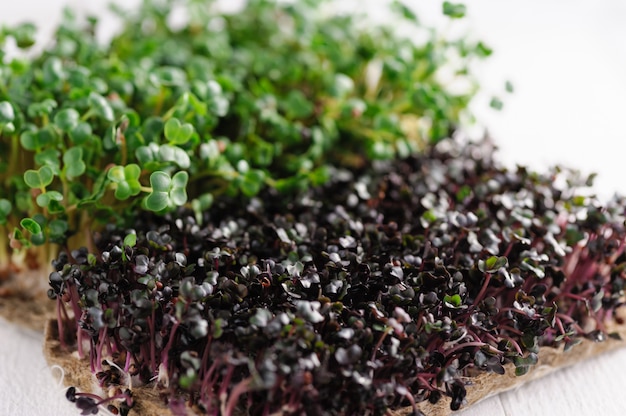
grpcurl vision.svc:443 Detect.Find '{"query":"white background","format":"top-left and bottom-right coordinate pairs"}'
top-left (2, 1), bottom-right (626, 415)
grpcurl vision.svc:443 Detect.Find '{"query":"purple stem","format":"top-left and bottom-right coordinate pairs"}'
top-left (148, 307), bottom-right (156, 373)
top-left (68, 282), bottom-right (85, 358)
top-left (56, 297), bottom-right (67, 350)
top-left (500, 334), bottom-right (523, 355)
top-left (555, 313), bottom-right (591, 335)
top-left (124, 349), bottom-right (132, 374)
top-left (200, 334), bottom-right (213, 379)
top-left (472, 272), bottom-right (492, 309)
top-left (371, 326), bottom-right (393, 361)
top-left (224, 378), bottom-right (251, 416)
top-left (218, 364), bottom-right (235, 398)
top-left (401, 385), bottom-right (418, 415)
top-left (161, 320), bottom-right (180, 372)
top-left (443, 341), bottom-right (499, 358)
top-left (90, 339), bottom-right (96, 374)
top-left (96, 328), bottom-right (108, 372)
top-left (75, 390), bottom-right (133, 408)
top-left (200, 359), bottom-right (219, 407)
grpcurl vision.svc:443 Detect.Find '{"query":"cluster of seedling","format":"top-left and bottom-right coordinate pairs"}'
top-left (48, 138), bottom-right (626, 415)
top-left (0, 0), bottom-right (489, 273)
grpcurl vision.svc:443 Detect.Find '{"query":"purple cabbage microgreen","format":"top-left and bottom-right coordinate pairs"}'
top-left (65, 386), bottom-right (134, 416)
top-left (49, 138), bottom-right (626, 414)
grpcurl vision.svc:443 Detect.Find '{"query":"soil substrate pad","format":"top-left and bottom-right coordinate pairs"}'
top-left (44, 313), bottom-right (626, 416)
top-left (1, 269), bottom-right (54, 331)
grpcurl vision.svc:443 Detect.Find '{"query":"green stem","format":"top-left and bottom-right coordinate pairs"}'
top-left (7, 135), bottom-right (19, 182)
top-left (79, 210), bottom-right (95, 253)
top-left (80, 109), bottom-right (96, 122)
top-left (154, 86), bottom-right (166, 116)
top-left (162, 104), bottom-right (176, 121)
top-left (0, 226), bottom-right (9, 268)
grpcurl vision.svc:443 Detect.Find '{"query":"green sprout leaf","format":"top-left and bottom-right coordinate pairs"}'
top-left (146, 171), bottom-right (172, 211)
top-left (331, 74), bottom-right (354, 98)
top-left (63, 147), bottom-right (86, 179)
top-left (19, 131), bottom-right (39, 151)
top-left (107, 164), bottom-right (142, 200)
top-left (490, 97), bottom-right (504, 111)
top-left (0, 101), bottom-right (16, 133)
top-left (11, 22), bottom-right (37, 49)
top-left (34, 149), bottom-right (61, 174)
top-left (0, 199), bottom-right (12, 225)
top-left (43, 57), bottom-right (64, 86)
top-left (20, 217), bottom-right (42, 235)
top-left (24, 166), bottom-right (55, 189)
top-left (164, 117), bottom-right (194, 145)
top-left (145, 171), bottom-right (188, 211)
top-left (170, 171), bottom-right (189, 205)
top-left (475, 41), bottom-right (493, 58)
top-left (77, 170), bottom-right (109, 208)
top-left (205, 80), bottom-right (229, 117)
top-left (282, 90), bottom-right (314, 119)
top-left (186, 91), bottom-right (209, 117)
top-left (124, 233), bottom-right (137, 247)
top-left (20, 126), bottom-right (59, 152)
top-left (368, 141), bottom-right (395, 160)
top-left (35, 191), bottom-right (63, 208)
top-left (150, 171), bottom-right (171, 193)
top-left (153, 66), bottom-right (187, 86)
top-left (68, 122), bottom-right (93, 144)
top-left (443, 294), bottom-right (463, 308)
top-left (240, 169), bottom-right (266, 197)
top-left (27, 99), bottom-right (58, 118)
top-left (158, 144), bottom-right (191, 169)
top-left (0, 101), bottom-right (15, 124)
top-left (478, 256), bottom-right (508, 273)
top-left (443, 2), bottom-right (466, 19)
top-left (48, 219), bottom-right (68, 242)
top-left (88, 92), bottom-right (114, 122)
top-left (54, 108), bottom-right (80, 131)
top-left (145, 192), bottom-right (169, 212)
top-left (391, 1), bottom-right (419, 23)
top-left (136, 145), bottom-right (156, 165)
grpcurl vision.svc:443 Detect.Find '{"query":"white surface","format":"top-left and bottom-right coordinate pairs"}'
top-left (0, 317), bottom-right (76, 416)
top-left (467, 0), bottom-right (626, 201)
top-left (2, 1), bottom-right (626, 415)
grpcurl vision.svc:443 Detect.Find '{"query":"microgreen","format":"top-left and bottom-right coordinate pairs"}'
top-left (145, 171), bottom-right (189, 211)
top-left (50, 138), bottom-right (626, 415)
top-left (107, 165), bottom-right (142, 201)
top-left (164, 117), bottom-right (194, 145)
top-left (443, 2), bottom-right (467, 19)
top-left (65, 386), bottom-right (134, 416)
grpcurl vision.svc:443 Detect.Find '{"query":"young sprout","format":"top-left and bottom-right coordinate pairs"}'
top-left (50, 138), bottom-right (626, 414)
top-left (65, 386), bottom-right (133, 416)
